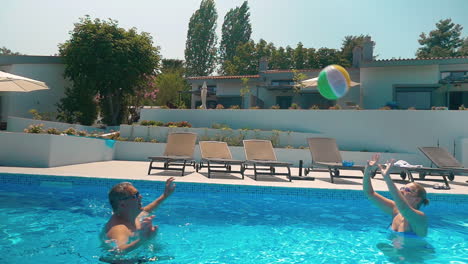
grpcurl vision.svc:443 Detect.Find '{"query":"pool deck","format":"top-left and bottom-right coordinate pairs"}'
top-left (1, 161), bottom-right (467, 195)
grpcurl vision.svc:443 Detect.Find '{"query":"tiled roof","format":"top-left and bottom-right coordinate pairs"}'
top-left (187, 74), bottom-right (259, 80)
top-left (265, 67), bottom-right (359, 73)
top-left (374, 56), bottom-right (468, 62)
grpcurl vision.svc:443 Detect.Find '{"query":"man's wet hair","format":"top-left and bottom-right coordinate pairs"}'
top-left (108, 182), bottom-right (135, 212)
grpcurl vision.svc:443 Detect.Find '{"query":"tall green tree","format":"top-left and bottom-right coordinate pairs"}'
top-left (185, 0), bottom-right (218, 76)
top-left (293, 42), bottom-right (306, 69)
top-left (459, 37), bottom-right (468, 56)
top-left (219, 1), bottom-right (252, 74)
top-left (416, 18), bottom-right (464, 58)
top-left (340, 34), bottom-right (371, 67)
top-left (59, 16), bottom-right (160, 125)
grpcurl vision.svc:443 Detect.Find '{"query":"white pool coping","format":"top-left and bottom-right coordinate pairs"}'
top-left (0, 160), bottom-right (467, 195)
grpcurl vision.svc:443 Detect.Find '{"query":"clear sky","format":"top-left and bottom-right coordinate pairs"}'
top-left (1, 0), bottom-right (467, 60)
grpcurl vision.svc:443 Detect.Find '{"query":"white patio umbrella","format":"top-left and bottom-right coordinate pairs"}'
top-left (0, 71), bottom-right (49, 92)
top-left (200, 81), bottom-right (208, 109)
top-left (299, 77), bottom-right (360, 88)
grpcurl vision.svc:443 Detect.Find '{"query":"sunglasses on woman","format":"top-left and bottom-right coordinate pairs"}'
top-left (399, 187), bottom-right (416, 194)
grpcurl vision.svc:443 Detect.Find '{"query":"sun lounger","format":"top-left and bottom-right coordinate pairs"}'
top-left (304, 137), bottom-right (367, 183)
top-left (197, 141), bottom-right (245, 178)
top-left (243, 140), bottom-right (292, 181)
top-left (147, 132), bottom-right (197, 176)
top-left (402, 147), bottom-right (467, 188)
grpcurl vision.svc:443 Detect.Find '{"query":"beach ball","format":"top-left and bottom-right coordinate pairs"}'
top-left (317, 65), bottom-right (351, 100)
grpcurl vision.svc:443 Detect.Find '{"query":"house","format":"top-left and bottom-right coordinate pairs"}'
top-left (187, 38), bottom-right (468, 110)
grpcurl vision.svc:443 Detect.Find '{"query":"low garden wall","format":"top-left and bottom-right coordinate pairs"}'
top-left (0, 132), bottom-right (114, 167)
top-left (6, 116), bottom-right (118, 133)
top-left (119, 125), bottom-right (322, 148)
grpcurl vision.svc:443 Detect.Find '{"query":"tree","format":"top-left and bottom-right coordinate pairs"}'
top-left (58, 16), bottom-right (160, 125)
top-left (340, 35), bottom-right (371, 67)
top-left (459, 37), bottom-right (468, 56)
top-left (219, 1), bottom-right (252, 74)
top-left (0, 46), bottom-right (22, 55)
top-left (416, 19), bottom-right (464, 58)
top-left (155, 72), bottom-right (189, 108)
top-left (185, 0), bottom-right (218, 76)
top-left (161, 59), bottom-right (185, 74)
top-left (316, 48), bottom-right (342, 68)
top-left (224, 40), bottom-right (258, 75)
top-left (293, 42), bottom-right (306, 69)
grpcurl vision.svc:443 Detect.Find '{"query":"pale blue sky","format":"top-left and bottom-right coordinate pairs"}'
top-left (1, 0), bottom-right (467, 60)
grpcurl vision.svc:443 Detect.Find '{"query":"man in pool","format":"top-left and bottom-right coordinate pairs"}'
top-left (363, 154), bottom-right (429, 237)
top-left (102, 177), bottom-right (176, 253)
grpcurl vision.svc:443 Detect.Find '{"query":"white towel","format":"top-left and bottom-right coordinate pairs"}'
top-left (394, 160), bottom-right (423, 168)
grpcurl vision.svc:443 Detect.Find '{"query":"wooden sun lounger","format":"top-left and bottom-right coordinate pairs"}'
top-left (243, 140), bottom-right (292, 181)
top-left (304, 137), bottom-right (368, 183)
top-left (197, 141), bottom-right (245, 178)
top-left (147, 132), bottom-right (197, 176)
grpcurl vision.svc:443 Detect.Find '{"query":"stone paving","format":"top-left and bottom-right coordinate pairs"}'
top-left (1, 160), bottom-right (467, 194)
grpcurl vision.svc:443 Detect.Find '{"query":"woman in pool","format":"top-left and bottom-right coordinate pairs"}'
top-left (363, 154), bottom-right (429, 237)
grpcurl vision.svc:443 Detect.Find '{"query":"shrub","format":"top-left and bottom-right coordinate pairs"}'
top-left (408, 107), bottom-right (416, 110)
top-left (116, 137), bottom-right (128, 141)
top-left (164, 121), bottom-right (175, 127)
top-left (140, 120), bottom-right (153, 126)
top-left (270, 105), bottom-right (280, 109)
top-left (459, 105), bottom-right (466, 110)
top-left (160, 105), bottom-right (169, 109)
top-left (431, 106), bottom-right (448, 110)
top-left (28, 109), bottom-right (55, 121)
top-left (176, 121), bottom-right (192, 128)
top-left (77, 130), bottom-right (88, 136)
top-left (106, 132), bottom-right (120, 140)
top-left (134, 137), bottom-right (144, 142)
top-left (46, 127), bottom-right (61, 135)
top-left (215, 104), bottom-right (224, 109)
top-left (24, 124), bottom-right (44, 134)
top-left (289, 103), bottom-right (300, 109)
top-left (63, 127), bottom-right (78, 135)
top-left (250, 106), bottom-right (261, 109)
top-left (309, 105), bottom-right (319, 110)
top-left (150, 139), bottom-right (158, 143)
top-left (229, 105), bottom-right (240, 109)
top-left (328, 105), bottom-right (342, 110)
top-left (212, 123), bottom-right (230, 129)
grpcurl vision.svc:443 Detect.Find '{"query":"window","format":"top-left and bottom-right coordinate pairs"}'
top-left (198, 85), bottom-right (217, 93)
top-left (394, 88), bottom-right (433, 110)
top-left (271, 80), bottom-right (294, 86)
top-left (440, 71), bottom-right (468, 83)
top-left (449, 91), bottom-right (468, 110)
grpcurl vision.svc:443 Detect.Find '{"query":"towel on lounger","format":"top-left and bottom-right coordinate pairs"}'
top-left (394, 160), bottom-right (423, 168)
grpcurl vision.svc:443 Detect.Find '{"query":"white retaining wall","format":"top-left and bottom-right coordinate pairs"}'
top-left (140, 109), bottom-right (468, 165)
top-left (0, 132), bottom-right (114, 167)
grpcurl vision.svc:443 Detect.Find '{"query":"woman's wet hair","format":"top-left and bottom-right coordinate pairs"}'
top-left (108, 182), bottom-right (135, 212)
top-left (413, 183), bottom-right (430, 207)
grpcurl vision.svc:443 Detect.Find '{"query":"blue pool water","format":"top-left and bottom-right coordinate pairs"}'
top-left (0, 180), bottom-right (467, 264)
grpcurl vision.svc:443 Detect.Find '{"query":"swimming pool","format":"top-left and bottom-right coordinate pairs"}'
top-left (0, 173), bottom-right (467, 263)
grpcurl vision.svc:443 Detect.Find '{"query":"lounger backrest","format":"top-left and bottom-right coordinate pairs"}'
top-left (307, 137), bottom-right (343, 163)
top-left (164, 132), bottom-right (197, 157)
top-left (419, 147), bottom-right (462, 168)
top-left (243, 140), bottom-right (277, 161)
top-left (199, 141), bottom-right (233, 159)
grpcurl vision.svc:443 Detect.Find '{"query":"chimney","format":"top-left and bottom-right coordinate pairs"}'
top-left (352, 46), bottom-right (363, 68)
top-left (362, 36), bottom-right (374, 62)
top-left (259, 57), bottom-right (268, 72)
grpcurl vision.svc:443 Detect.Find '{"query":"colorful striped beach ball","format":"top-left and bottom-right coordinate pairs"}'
top-left (317, 65), bottom-right (351, 100)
